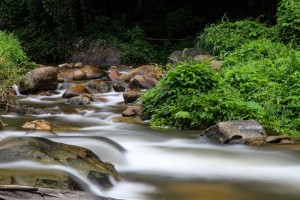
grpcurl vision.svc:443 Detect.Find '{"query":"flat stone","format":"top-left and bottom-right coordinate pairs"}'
top-left (112, 116), bottom-right (142, 124)
top-left (200, 120), bottom-right (267, 145)
top-left (266, 135), bottom-right (293, 144)
top-left (22, 120), bottom-right (52, 131)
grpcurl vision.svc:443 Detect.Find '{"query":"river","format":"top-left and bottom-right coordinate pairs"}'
top-left (0, 85), bottom-right (300, 200)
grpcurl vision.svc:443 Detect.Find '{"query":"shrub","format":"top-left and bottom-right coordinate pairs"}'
top-left (0, 31), bottom-right (34, 95)
top-left (196, 18), bottom-right (275, 58)
top-left (276, 0), bottom-right (300, 48)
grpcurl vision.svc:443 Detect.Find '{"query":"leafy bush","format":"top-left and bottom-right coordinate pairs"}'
top-left (276, 0), bottom-right (300, 48)
top-left (196, 18), bottom-right (275, 58)
top-left (0, 31), bottom-right (34, 97)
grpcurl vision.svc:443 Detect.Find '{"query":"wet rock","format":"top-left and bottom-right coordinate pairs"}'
top-left (119, 65), bottom-right (161, 82)
top-left (200, 120), bottom-right (267, 145)
top-left (74, 62), bottom-right (84, 68)
top-left (123, 90), bottom-right (143, 103)
top-left (93, 96), bottom-right (108, 103)
top-left (0, 137), bottom-right (121, 190)
top-left (128, 75), bottom-right (158, 90)
top-left (57, 69), bottom-right (87, 82)
top-left (85, 80), bottom-right (110, 94)
top-left (67, 95), bottom-right (91, 105)
top-left (112, 116), bottom-right (142, 123)
top-left (7, 105), bottom-right (61, 115)
top-left (122, 106), bottom-right (143, 117)
top-left (62, 85), bottom-right (90, 99)
top-left (266, 136), bottom-right (293, 144)
top-left (0, 119), bottom-right (2, 130)
top-left (19, 66), bottom-right (58, 94)
top-left (22, 120), bottom-right (52, 131)
top-left (108, 69), bottom-right (122, 81)
top-left (68, 39), bottom-right (121, 68)
top-left (0, 187), bottom-right (114, 200)
top-left (112, 80), bottom-right (127, 92)
top-left (81, 65), bottom-right (107, 80)
top-left (58, 63), bottom-right (75, 70)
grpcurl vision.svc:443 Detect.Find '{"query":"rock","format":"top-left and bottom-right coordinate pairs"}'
top-left (68, 39), bottom-right (121, 68)
top-left (19, 66), bottom-right (58, 94)
top-left (57, 69), bottom-right (87, 82)
top-left (62, 85), bottom-right (90, 99)
top-left (119, 65), bottom-right (161, 82)
top-left (112, 116), bottom-right (142, 123)
top-left (22, 120), bottom-right (52, 131)
top-left (112, 80), bottom-right (127, 92)
top-left (200, 120), bottom-right (267, 145)
top-left (210, 60), bottom-right (222, 71)
top-left (0, 187), bottom-right (114, 200)
top-left (58, 63), bottom-right (75, 70)
top-left (67, 95), bottom-right (91, 105)
top-left (193, 54), bottom-right (213, 62)
top-left (85, 80), bottom-right (110, 94)
top-left (123, 90), bottom-right (143, 103)
top-left (0, 119), bottom-right (2, 130)
top-left (108, 69), bottom-right (122, 81)
top-left (266, 135), bottom-right (293, 144)
top-left (0, 137), bottom-right (121, 190)
top-left (7, 105), bottom-right (61, 115)
top-left (93, 96), bottom-right (108, 103)
top-left (74, 62), bottom-right (84, 68)
top-left (167, 48), bottom-right (199, 63)
top-left (81, 66), bottom-right (107, 80)
top-left (122, 106), bottom-right (143, 117)
top-left (128, 75), bottom-right (158, 90)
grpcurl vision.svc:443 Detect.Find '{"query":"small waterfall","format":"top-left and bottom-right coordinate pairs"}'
top-left (12, 84), bottom-right (20, 95)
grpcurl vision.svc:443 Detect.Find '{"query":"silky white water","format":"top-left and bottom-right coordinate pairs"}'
top-left (1, 88), bottom-right (300, 200)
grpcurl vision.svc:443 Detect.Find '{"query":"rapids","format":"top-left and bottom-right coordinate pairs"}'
top-left (1, 86), bottom-right (300, 200)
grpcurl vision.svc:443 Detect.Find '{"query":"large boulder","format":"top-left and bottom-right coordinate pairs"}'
top-left (57, 69), bottom-right (87, 82)
top-left (119, 65), bottom-right (161, 82)
top-left (167, 48), bottom-right (199, 63)
top-left (200, 120), bottom-right (267, 145)
top-left (0, 137), bottom-right (121, 190)
top-left (68, 39), bottom-right (121, 68)
top-left (62, 85), bottom-right (90, 99)
top-left (128, 75), bottom-right (158, 90)
top-left (19, 66), bottom-right (58, 94)
top-left (82, 66), bottom-right (107, 80)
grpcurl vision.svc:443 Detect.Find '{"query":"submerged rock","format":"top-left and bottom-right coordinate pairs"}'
top-left (22, 120), bottom-right (52, 131)
top-left (19, 66), bottom-right (58, 94)
top-left (0, 137), bottom-right (121, 190)
top-left (67, 95), bottom-right (91, 105)
top-left (112, 116), bottom-right (142, 124)
top-left (200, 120), bottom-right (267, 145)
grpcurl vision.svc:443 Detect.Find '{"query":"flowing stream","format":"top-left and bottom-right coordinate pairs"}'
top-left (1, 86), bottom-right (300, 200)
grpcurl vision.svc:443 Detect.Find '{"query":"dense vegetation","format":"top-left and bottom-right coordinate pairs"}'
top-left (141, 0), bottom-right (300, 136)
top-left (0, 31), bottom-right (33, 98)
top-left (0, 0), bottom-right (278, 64)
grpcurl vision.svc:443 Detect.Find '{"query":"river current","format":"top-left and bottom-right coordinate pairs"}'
top-left (0, 86), bottom-right (300, 200)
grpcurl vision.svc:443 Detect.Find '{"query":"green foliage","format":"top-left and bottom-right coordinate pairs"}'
top-left (276, 0), bottom-right (300, 48)
top-left (0, 31), bottom-right (34, 95)
top-left (196, 18), bottom-right (275, 58)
